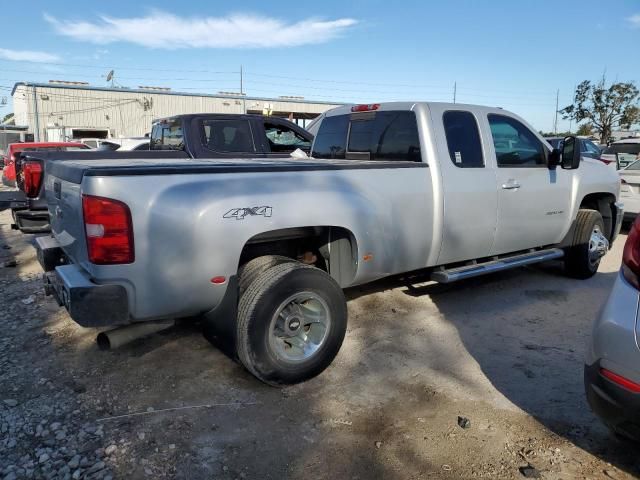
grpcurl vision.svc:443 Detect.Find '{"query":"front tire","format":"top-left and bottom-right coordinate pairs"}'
top-left (564, 209), bottom-right (608, 279)
top-left (236, 262), bottom-right (347, 386)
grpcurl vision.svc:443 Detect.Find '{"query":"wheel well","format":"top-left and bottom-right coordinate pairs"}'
top-left (238, 226), bottom-right (358, 287)
top-left (579, 193), bottom-right (617, 240)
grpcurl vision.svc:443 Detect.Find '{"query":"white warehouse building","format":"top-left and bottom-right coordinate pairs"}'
top-left (11, 81), bottom-right (341, 142)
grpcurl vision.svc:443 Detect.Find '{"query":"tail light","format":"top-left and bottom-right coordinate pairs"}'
top-left (599, 157), bottom-right (615, 165)
top-left (601, 368), bottom-right (640, 393)
top-left (622, 216), bottom-right (640, 289)
top-left (351, 103), bottom-right (380, 112)
top-left (22, 160), bottom-right (43, 198)
top-left (82, 194), bottom-right (134, 265)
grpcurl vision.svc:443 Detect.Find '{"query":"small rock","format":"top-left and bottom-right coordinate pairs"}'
top-left (137, 432), bottom-right (145, 440)
top-left (68, 456), bottom-right (80, 469)
top-left (104, 445), bottom-right (117, 456)
top-left (457, 416), bottom-right (471, 429)
top-left (50, 422), bottom-right (61, 431)
top-left (222, 466), bottom-right (229, 472)
top-left (21, 296), bottom-right (35, 305)
top-left (144, 468), bottom-right (153, 475)
top-left (519, 465), bottom-right (541, 478)
top-left (374, 441), bottom-right (382, 449)
top-left (3, 399), bottom-right (18, 407)
top-left (72, 469), bottom-right (82, 480)
top-left (168, 444), bottom-right (175, 450)
top-left (38, 453), bottom-right (50, 464)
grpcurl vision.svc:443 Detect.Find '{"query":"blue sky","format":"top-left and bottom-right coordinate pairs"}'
top-left (0, 0), bottom-right (639, 131)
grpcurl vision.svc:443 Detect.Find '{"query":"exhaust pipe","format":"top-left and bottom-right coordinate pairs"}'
top-left (97, 320), bottom-right (175, 350)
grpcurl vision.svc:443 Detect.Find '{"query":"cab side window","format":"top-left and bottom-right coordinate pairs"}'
top-left (443, 111), bottom-right (484, 168)
top-left (201, 119), bottom-right (255, 153)
top-left (488, 114), bottom-right (545, 167)
top-left (264, 122), bottom-right (311, 153)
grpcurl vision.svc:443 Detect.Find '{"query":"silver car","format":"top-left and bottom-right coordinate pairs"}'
top-left (585, 216), bottom-right (640, 441)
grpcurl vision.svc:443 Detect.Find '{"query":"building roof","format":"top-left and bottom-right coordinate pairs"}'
top-left (11, 81), bottom-right (340, 106)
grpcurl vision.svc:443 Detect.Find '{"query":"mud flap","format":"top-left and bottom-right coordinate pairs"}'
top-left (202, 275), bottom-right (239, 360)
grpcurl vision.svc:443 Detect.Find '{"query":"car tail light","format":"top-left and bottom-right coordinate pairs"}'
top-left (622, 216), bottom-right (640, 289)
top-left (599, 157), bottom-right (615, 165)
top-left (351, 103), bottom-right (380, 112)
top-left (82, 194), bottom-right (134, 265)
top-left (22, 161), bottom-right (43, 198)
top-left (601, 368), bottom-right (640, 393)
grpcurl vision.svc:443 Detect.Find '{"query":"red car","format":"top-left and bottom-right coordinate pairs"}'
top-left (2, 142), bottom-right (90, 187)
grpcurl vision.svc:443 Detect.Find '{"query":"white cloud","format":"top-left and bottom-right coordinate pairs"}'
top-left (0, 48), bottom-right (60, 63)
top-left (44, 11), bottom-right (358, 49)
top-left (628, 14), bottom-right (640, 27)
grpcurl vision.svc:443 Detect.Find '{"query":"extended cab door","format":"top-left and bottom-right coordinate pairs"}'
top-left (430, 106), bottom-right (499, 264)
top-left (487, 113), bottom-right (572, 255)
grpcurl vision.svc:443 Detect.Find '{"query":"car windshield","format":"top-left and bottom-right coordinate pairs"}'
top-left (546, 138), bottom-right (562, 149)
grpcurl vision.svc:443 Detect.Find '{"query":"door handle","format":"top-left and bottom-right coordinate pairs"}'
top-left (501, 180), bottom-right (521, 190)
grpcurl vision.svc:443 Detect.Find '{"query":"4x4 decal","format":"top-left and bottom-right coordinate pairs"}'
top-left (223, 206), bottom-right (273, 220)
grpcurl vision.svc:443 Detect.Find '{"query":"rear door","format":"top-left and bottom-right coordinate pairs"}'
top-left (487, 113), bottom-right (572, 254)
top-left (428, 105), bottom-right (498, 264)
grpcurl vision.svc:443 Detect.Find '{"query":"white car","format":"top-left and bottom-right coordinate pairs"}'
top-left (602, 138), bottom-right (640, 170)
top-left (620, 160), bottom-right (640, 221)
top-left (98, 137), bottom-right (149, 151)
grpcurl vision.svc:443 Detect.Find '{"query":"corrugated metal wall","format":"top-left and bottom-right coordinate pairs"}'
top-left (12, 84), bottom-right (340, 141)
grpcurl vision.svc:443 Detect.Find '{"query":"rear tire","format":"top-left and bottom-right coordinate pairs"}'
top-left (238, 255), bottom-right (294, 296)
top-left (237, 262), bottom-right (347, 386)
top-left (564, 209), bottom-right (607, 279)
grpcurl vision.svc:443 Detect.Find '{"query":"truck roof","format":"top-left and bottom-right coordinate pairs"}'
top-left (323, 101), bottom-right (507, 117)
top-left (153, 113), bottom-right (290, 123)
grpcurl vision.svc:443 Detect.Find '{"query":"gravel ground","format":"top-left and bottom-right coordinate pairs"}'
top-left (0, 201), bottom-right (639, 479)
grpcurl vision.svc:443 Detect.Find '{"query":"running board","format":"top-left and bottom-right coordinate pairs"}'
top-left (430, 248), bottom-right (564, 284)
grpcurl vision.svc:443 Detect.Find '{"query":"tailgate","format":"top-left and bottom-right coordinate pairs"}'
top-left (44, 170), bottom-right (88, 265)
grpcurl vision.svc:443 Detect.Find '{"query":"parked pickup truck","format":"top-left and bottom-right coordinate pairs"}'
top-left (14, 114), bottom-right (313, 233)
top-left (35, 102), bottom-right (622, 386)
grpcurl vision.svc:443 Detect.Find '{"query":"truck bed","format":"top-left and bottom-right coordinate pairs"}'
top-left (46, 157), bottom-right (426, 184)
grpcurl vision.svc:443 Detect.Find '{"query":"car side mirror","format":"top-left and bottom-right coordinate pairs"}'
top-left (561, 136), bottom-right (581, 169)
top-left (548, 148), bottom-right (561, 169)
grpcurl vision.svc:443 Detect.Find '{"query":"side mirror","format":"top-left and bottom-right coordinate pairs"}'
top-left (548, 148), bottom-right (561, 169)
top-left (561, 136), bottom-right (581, 169)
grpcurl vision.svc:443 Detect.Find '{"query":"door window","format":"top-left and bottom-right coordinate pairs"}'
top-left (583, 140), bottom-right (601, 158)
top-left (264, 122), bottom-right (311, 153)
top-left (488, 114), bottom-right (546, 167)
top-left (443, 111), bottom-right (484, 168)
top-left (201, 119), bottom-right (255, 153)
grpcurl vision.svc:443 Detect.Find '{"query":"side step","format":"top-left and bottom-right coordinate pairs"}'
top-left (431, 248), bottom-right (564, 284)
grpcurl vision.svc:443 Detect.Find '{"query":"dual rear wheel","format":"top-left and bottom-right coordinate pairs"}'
top-left (235, 257), bottom-right (348, 386)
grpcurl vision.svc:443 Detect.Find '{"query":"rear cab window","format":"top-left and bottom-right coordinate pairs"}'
top-left (150, 118), bottom-right (185, 151)
top-left (312, 110), bottom-right (421, 162)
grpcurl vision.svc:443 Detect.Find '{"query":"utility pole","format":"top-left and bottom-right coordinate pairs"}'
top-left (240, 65), bottom-right (246, 114)
top-left (32, 85), bottom-right (40, 142)
top-left (453, 81), bottom-right (457, 103)
top-left (553, 89), bottom-right (559, 135)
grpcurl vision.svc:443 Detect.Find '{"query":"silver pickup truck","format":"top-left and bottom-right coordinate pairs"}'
top-left (35, 102), bottom-right (622, 386)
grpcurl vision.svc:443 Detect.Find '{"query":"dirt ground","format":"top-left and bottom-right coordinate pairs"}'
top-left (1, 202), bottom-right (639, 480)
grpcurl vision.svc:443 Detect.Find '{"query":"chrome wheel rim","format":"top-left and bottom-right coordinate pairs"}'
top-left (588, 225), bottom-right (609, 267)
top-left (268, 292), bottom-right (331, 363)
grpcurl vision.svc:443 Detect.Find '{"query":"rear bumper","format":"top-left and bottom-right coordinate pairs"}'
top-left (12, 208), bottom-right (50, 233)
top-left (585, 361), bottom-right (640, 439)
top-left (35, 236), bottom-right (129, 327)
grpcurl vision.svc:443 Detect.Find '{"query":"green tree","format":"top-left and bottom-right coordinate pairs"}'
top-left (561, 79), bottom-right (640, 143)
top-left (576, 123), bottom-right (593, 137)
top-left (1, 112), bottom-right (13, 124)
